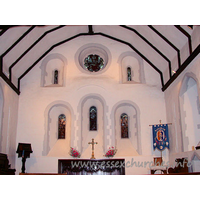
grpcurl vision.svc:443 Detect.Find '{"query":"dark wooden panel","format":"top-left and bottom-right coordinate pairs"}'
top-left (58, 159), bottom-right (125, 175)
top-left (0, 153), bottom-right (16, 175)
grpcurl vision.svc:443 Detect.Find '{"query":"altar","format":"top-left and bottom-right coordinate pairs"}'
top-left (58, 159), bottom-right (125, 175)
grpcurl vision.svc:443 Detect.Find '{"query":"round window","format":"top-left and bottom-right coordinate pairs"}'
top-left (76, 44), bottom-right (111, 74)
top-left (84, 54), bottom-right (104, 72)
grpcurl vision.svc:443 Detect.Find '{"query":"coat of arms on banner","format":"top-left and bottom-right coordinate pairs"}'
top-left (152, 124), bottom-right (169, 151)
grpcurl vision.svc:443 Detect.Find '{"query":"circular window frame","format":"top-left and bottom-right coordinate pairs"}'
top-left (84, 54), bottom-right (104, 72)
top-left (75, 43), bottom-right (111, 75)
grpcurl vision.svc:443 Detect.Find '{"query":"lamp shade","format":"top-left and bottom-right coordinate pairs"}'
top-left (16, 143), bottom-right (33, 158)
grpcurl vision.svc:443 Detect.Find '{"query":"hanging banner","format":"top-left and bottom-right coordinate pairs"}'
top-left (152, 124), bottom-right (169, 151)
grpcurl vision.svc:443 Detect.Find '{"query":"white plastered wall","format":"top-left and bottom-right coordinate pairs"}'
top-left (44, 103), bottom-right (71, 157)
top-left (179, 76), bottom-right (200, 152)
top-left (0, 78), bottom-right (19, 169)
top-left (114, 103), bottom-right (139, 157)
top-left (80, 97), bottom-right (104, 158)
top-left (15, 35), bottom-right (167, 174)
top-left (164, 54), bottom-right (200, 168)
top-left (121, 56), bottom-right (141, 83)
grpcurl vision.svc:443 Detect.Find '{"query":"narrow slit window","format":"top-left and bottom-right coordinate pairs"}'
top-left (58, 114), bottom-right (66, 139)
top-left (54, 70), bottom-right (58, 84)
top-left (121, 113), bottom-right (129, 138)
top-left (127, 67), bottom-right (132, 81)
top-left (90, 106), bottom-right (97, 131)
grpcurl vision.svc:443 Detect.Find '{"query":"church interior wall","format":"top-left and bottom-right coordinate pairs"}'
top-left (179, 75), bottom-right (200, 152)
top-left (78, 95), bottom-right (105, 158)
top-left (111, 101), bottom-right (141, 157)
top-left (43, 101), bottom-right (72, 157)
top-left (40, 53), bottom-right (67, 87)
top-left (11, 36), bottom-right (168, 174)
top-left (191, 26), bottom-right (200, 51)
top-left (0, 78), bottom-right (19, 169)
top-left (164, 54), bottom-right (200, 169)
top-left (0, 26), bottom-right (200, 175)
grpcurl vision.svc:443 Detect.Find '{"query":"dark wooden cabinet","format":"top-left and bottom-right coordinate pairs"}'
top-left (58, 159), bottom-right (125, 175)
top-left (0, 153), bottom-right (16, 175)
top-left (168, 158), bottom-right (188, 174)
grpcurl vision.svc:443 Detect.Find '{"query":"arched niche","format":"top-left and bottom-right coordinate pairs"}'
top-left (118, 52), bottom-right (145, 84)
top-left (179, 73), bottom-right (200, 152)
top-left (76, 94), bottom-right (109, 158)
top-left (40, 53), bottom-right (67, 87)
top-left (0, 83), bottom-right (4, 152)
top-left (42, 101), bottom-right (74, 157)
top-left (111, 100), bottom-right (142, 156)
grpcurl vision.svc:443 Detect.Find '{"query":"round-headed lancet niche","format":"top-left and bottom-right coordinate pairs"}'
top-left (84, 54), bottom-right (104, 72)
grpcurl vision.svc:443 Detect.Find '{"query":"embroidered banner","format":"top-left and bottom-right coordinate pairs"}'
top-left (152, 124), bottom-right (169, 151)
